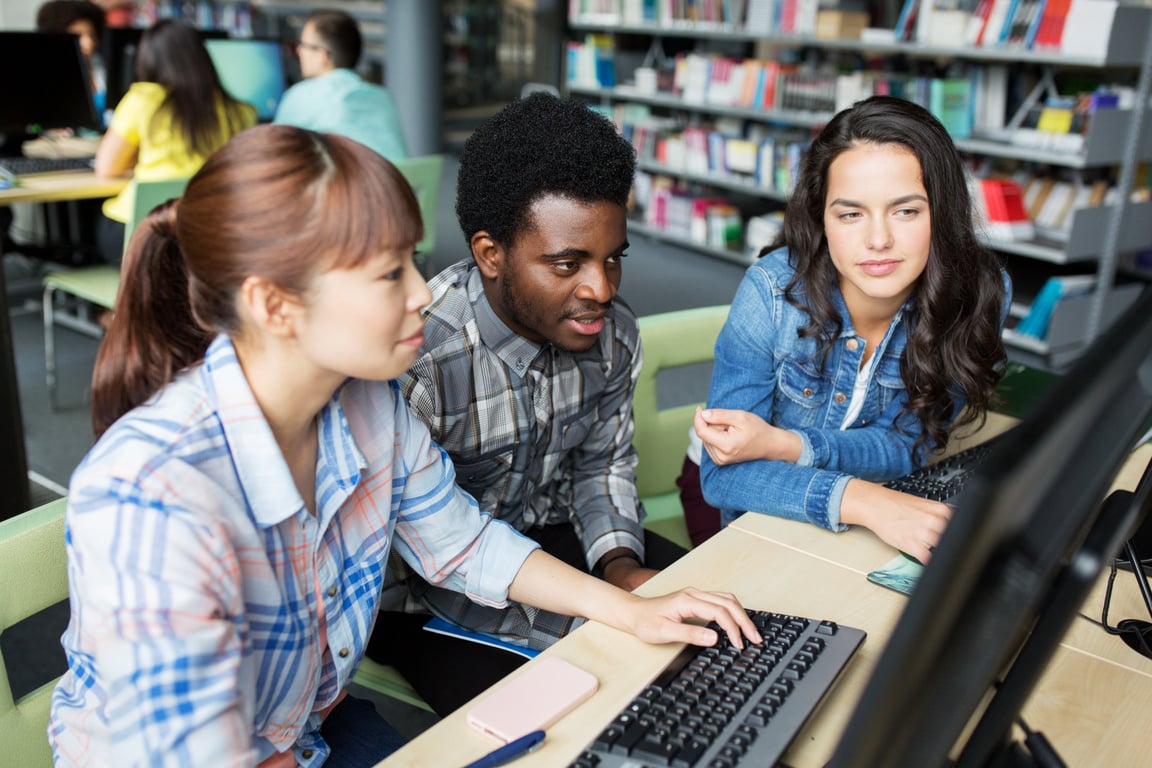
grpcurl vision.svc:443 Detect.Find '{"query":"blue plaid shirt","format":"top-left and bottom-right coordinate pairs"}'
top-left (49, 335), bottom-right (538, 767)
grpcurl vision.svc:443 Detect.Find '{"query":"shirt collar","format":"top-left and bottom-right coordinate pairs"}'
top-left (467, 266), bottom-right (547, 380)
top-left (200, 335), bottom-right (366, 528)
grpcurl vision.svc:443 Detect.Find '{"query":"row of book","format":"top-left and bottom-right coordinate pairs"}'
top-left (572, 0), bottom-right (1135, 60)
top-left (664, 53), bottom-right (986, 137)
top-left (896, 0), bottom-right (1123, 57)
top-left (570, 0), bottom-right (788, 28)
top-left (638, 173), bottom-right (746, 249)
top-left (633, 171), bottom-right (789, 256)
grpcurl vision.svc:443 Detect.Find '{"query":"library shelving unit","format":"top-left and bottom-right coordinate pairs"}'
top-left (565, 4), bottom-right (1152, 370)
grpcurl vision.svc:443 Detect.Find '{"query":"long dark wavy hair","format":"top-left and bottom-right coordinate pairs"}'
top-left (776, 95), bottom-right (1007, 461)
top-left (134, 19), bottom-right (253, 158)
top-left (91, 126), bottom-right (423, 438)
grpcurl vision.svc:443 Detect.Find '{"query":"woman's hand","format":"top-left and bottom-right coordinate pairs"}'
top-left (694, 407), bottom-right (802, 466)
top-left (508, 551), bottom-right (762, 649)
top-left (624, 587), bottom-right (763, 650)
top-left (839, 478), bottom-right (951, 564)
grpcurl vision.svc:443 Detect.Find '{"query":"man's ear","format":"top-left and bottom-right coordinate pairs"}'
top-left (471, 231), bottom-right (503, 281)
top-left (238, 275), bottom-right (299, 338)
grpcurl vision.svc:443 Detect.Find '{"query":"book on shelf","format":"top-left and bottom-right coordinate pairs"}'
top-left (893, 0), bottom-right (920, 40)
top-left (745, 0), bottom-right (779, 33)
top-left (929, 77), bottom-right (973, 138)
top-left (971, 63), bottom-right (1009, 135)
top-left (1013, 275), bottom-right (1095, 339)
top-left (978, 177), bottom-right (1035, 241)
top-left (979, 0), bottom-right (1017, 46)
top-left (1031, 0), bottom-right (1072, 49)
top-left (1059, 0), bottom-right (1119, 58)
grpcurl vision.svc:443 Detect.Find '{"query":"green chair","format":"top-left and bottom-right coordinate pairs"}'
top-left (0, 498), bottom-right (68, 768)
top-left (392, 155), bottom-right (444, 273)
top-left (42, 176), bottom-right (191, 409)
top-left (633, 305), bottom-right (731, 550)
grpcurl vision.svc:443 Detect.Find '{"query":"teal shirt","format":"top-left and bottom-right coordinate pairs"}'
top-left (273, 68), bottom-right (409, 160)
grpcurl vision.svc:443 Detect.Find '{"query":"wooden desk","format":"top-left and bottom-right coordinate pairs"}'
top-left (379, 422), bottom-right (1152, 768)
top-left (0, 172), bottom-right (127, 206)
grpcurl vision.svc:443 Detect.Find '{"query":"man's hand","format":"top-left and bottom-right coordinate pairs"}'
top-left (599, 549), bottom-right (659, 592)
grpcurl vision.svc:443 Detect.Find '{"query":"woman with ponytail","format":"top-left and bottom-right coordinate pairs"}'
top-left (49, 125), bottom-right (761, 768)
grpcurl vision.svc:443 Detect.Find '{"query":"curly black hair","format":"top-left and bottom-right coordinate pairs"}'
top-left (455, 92), bottom-right (636, 249)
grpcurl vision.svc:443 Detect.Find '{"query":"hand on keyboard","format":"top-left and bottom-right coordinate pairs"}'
top-left (840, 478), bottom-right (951, 564)
top-left (627, 587), bottom-right (764, 651)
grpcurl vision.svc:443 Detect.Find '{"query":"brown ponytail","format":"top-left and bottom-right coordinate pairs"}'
top-left (91, 200), bottom-right (213, 439)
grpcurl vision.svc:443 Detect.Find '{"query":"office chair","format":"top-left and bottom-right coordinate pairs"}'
top-left (0, 498), bottom-right (67, 768)
top-left (42, 176), bottom-right (190, 409)
top-left (391, 155), bottom-right (444, 275)
top-left (633, 305), bottom-right (730, 550)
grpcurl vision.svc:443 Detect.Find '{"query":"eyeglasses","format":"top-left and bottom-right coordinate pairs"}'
top-left (295, 41), bottom-right (327, 54)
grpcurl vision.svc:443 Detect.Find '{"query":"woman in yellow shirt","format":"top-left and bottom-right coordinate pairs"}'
top-left (95, 19), bottom-right (256, 263)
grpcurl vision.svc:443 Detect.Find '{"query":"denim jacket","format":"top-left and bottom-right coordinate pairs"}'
top-left (701, 246), bottom-right (1009, 531)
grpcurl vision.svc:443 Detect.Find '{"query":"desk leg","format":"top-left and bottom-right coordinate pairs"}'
top-left (0, 261), bottom-right (31, 518)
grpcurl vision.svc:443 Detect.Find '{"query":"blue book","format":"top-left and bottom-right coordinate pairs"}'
top-left (422, 616), bottom-right (541, 659)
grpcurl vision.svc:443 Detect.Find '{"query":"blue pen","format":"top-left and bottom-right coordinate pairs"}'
top-left (463, 729), bottom-right (546, 768)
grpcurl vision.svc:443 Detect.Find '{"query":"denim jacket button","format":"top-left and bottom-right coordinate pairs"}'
top-left (802, 387), bottom-right (814, 397)
top-left (834, 393), bottom-right (847, 404)
top-left (846, 338), bottom-right (859, 351)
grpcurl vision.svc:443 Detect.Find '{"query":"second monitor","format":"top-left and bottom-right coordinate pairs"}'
top-left (203, 38), bottom-right (288, 122)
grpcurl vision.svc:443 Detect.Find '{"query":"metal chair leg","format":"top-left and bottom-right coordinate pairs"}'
top-left (43, 283), bottom-right (57, 411)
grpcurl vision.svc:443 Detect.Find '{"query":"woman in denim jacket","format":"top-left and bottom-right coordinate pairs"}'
top-left (692, 96), bottom-right (1009, 563)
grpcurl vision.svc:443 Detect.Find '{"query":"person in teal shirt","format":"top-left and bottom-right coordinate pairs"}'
top-left (274, 9), bottom-right (409, 161)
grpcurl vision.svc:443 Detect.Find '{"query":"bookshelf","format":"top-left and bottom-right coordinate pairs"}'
top-left (565, 2), bottom-right (1152, 369)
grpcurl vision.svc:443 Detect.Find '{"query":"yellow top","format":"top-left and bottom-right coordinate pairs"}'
top-left (101, 82), bottom-right (256, 222)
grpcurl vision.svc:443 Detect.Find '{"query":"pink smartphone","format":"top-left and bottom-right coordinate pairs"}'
top-left (466, 657), bottom-right (600, 742)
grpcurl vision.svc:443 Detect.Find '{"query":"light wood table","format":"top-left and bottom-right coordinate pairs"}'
top-left (0, 172), bottom-right (127, 206)
top-left (379, 425), bottom-right (1152, 768)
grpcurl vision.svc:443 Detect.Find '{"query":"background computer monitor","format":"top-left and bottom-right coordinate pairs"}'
top-left (828, 284), bottom-right (1152, 767)
top-left (203, 38), bottom-right (287, 121)
top-left (0, 32), bottom-right (98, 155)
top-left (102, 27), bottom-right (231, 112)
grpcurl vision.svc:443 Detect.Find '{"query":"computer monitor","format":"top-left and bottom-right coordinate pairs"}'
top-left (102, 27), bottom-right (232, 112)
top-left (0, 32), bottom-right (98, 155)
top-left (203, 38), bottom-right (288, 121)
top-left (828, 284), bottom-right (1152, 767)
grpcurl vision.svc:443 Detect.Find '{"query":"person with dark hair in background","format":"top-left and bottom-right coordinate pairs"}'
top-left (684, 95), bottom-right (1010, 562)
top-left (36, 0), bottom-right (105, 66)
top-left (366, 93), bottom-right (690, 715)
top-left (48, 124), bottom-right (761, 767)
top-left (92, 19), bottom-right (255, 264)
top-left (273, 9), bottom-right (408, 160)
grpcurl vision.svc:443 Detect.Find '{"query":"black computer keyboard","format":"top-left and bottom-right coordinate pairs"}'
top-left (0, 155), bottom-right (94, 176)
top-left (569, 610), bottom-right (866, 768)
top-left (884, 434), bottom-right (1005, 504)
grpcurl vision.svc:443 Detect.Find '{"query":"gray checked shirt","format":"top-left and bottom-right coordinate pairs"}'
top-left (380, 260), bottom-right (646, 648)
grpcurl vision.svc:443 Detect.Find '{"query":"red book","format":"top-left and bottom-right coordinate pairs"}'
top-left (1033, 0), bottom-right (1072, 48)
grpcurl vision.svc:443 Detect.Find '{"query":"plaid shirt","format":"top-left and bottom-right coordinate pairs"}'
top-left (49, 335), bottom-right (538, 768)
top-left (382, 260), bottom-right (645, 649)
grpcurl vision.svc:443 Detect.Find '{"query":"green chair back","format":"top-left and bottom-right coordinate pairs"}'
top-left (123, 176), bottom-right (193, 251)
top-left (0, 498), bottom-right (68, 768)
top-left (392, 155), bottom-right (444, 258)
top-left (633, 305), bottom-right (730, 549)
